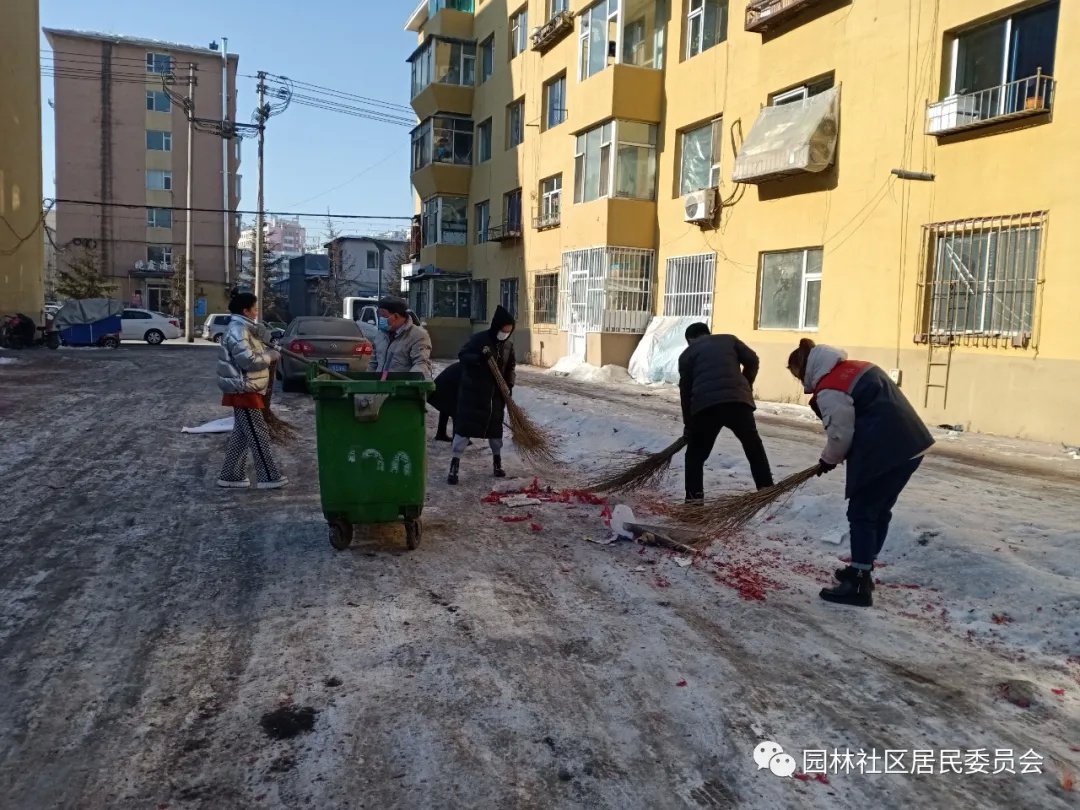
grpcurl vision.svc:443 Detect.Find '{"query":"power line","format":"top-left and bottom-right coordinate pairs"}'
top-left (50, 197), bottom-right (412, 220)
top-left (253, 73), bottom-right (412, 114)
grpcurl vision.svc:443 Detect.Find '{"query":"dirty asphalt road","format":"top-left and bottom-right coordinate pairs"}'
top-left (0, 347), bottom-right (1076, 810)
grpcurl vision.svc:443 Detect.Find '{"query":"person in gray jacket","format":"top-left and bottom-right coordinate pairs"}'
top-left (216, 292), bottom-right (287, 490)
top-left (368, 297), bottom-right (433, 379)
top-left (679, 322), bottom-right (774, 501)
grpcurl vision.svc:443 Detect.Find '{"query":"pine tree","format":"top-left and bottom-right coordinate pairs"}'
top-left (55, 248), bottom-right (116, 300)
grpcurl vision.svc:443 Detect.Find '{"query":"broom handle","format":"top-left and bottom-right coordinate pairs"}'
top-left (279, 348), bottom-right (351, 381)
top-left (486, 354), bottom-right (513, 400)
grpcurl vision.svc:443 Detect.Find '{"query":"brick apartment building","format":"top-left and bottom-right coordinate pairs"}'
top-left (44, 29), bottom-right (241, 315)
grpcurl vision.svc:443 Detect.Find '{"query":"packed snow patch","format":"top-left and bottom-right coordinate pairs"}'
top-left (547, 357), bottom-right (634, 385)
top-left (0, 357), bottom-right (25, 366)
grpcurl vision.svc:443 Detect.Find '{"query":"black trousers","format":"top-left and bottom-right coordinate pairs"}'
top-left (848, 457), bottom-right (922, 567)
top-left (685, 403), bottom-right (774, 498)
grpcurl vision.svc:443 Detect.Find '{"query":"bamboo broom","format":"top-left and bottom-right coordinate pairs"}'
top-left (262, 359), bottom-right (298, 445)
top-left (485, 354), bottom-right (558, 467)
top-left (667, 464), bottom-right (823, 548)
top-left (585, 436), bottom-right (688, 493)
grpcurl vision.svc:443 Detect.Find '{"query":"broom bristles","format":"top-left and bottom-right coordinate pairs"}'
top-left (664, 464), bottom-right (822, 548)
top-left (585, 436), bottom-right (688, 493)
top-left (263, 359), bottom-right (297, 445)
top-left (487, 356), bottom-right (558, 466)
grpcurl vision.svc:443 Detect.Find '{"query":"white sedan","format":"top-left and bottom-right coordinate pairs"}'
top-left (121, 308), bottom-right (182, 345)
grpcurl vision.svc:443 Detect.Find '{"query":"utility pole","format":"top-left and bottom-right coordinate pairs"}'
top-left (254, 72), bottom-right (267, 319)
top-left (221, 37), bottom-right (231, 292)
top-left (184, 62), bottom-right (196, 343)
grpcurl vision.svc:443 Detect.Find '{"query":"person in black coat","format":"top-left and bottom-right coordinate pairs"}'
top-left (447, 305), bottom-right (516, 485)
top-left (428, 362), bottom-right (462, 441)
top-left (679, 322), bottom-right (774, 501)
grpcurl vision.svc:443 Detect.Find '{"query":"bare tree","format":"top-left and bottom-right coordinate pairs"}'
top-left (55, 247), bottom-right (116, 299)
top-left (315, 214), bottom-right (355, 316)
top-left (385, 243), bottom-right (411, 299)
top-left (168, 257), bottom-right (187, 318)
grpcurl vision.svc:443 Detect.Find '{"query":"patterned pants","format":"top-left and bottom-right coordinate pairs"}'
top-left (219, 407), bottom-right (282, 483)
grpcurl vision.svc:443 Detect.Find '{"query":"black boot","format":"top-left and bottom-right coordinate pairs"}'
top-left (493, 456), bottom-right (507, 479)
top-left (820, 569), bottom-right (874, 607)
top-left (685, 492), bottom-right (704, 505)
top-left (834, 565), bottom-right (876, 591)
top-left (447, 458), bottom-right (460, 486)
top-left (434, 431), bottom-right (452, 442)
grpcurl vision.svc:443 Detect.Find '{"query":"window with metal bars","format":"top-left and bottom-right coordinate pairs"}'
top-left (917, 213), bottom-right (1045, 346)
top-left (533, 272), bottom-right (559, 325)
top-left (471, 279), bottom-right (488, 322)
top-left (663, 253), bottom-right (715, 317)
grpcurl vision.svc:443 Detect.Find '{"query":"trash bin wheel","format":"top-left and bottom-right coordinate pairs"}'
top-left (329, 519), bottom-right (353, 551)
top-left (404, 518), bottom-right (422, 550)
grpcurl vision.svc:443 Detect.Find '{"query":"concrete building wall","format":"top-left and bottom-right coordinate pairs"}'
top-left (407, 0), bottom-right (1079, 443)
top-left (0, 0), bottom-right (45, 319)
top-left (45, 30), bottom-right (240, 315)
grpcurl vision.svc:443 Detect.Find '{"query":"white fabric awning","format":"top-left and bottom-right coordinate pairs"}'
top-left (732, 85), bottom-right (840, 184)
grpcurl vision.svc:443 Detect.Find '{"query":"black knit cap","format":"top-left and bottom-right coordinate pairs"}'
top-left (377, 296), bottom-right (409, 316)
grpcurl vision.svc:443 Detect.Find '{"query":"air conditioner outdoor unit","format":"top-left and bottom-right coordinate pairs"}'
top-left (683, 188), bottom-right (717, 223)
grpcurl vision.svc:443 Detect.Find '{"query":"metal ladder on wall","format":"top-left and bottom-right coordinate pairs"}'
top-left (922, 338), bottom-right (955, 410)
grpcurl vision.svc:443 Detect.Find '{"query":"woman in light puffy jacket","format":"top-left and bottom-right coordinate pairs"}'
top-left (216, 293), bottom-right (287, 490)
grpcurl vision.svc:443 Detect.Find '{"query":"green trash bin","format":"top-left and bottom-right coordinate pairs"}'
top-left (307, 367), bottom-right (435, 551)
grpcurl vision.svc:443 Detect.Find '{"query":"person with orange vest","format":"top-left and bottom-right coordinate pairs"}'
top-left (787, 338), bottom-right (934, 607)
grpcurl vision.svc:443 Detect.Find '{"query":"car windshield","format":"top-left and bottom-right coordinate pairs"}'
top-left (295, 319), bottom-right (362, 337)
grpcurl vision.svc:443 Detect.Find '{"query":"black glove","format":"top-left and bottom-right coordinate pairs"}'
top-left (482, 346), bottom-right (492, 358)
top-left (682, 424), bottom-right (692, 440)
top-left (817, 460), bottom-right (836, 476)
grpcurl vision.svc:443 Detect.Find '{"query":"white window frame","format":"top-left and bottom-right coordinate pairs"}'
top-left (147, 245), bottom-right (174, 266)
top-left (423, 196), bottom-right (469, 246)
top-left (146, 130), bottom-right (172, 152)
top-left (146, 91), bottom-right (171, 113)
top-left (548, 0), bottom-right (569, 16)
top-left (477, 118), bottom-right (492, 163)
top-left (663, 253), bottom-right (716, 318)
top-left (757, 248), bottom-right (823, 332)
top-left (579, 0), bottom-right (620, 82)
top-left (507, 99), bottom-right (525, 148)
top-left (146, 170), bottom-right (173, 191)
top-left (545, 75), bottom-right (567, 129)
top-left (146, 52), bottom-right (171, 75)
top-left (541, 175), bottom-right (562, 226)
top-left (366, 251), bottom-right (380, 270)
top-left (613, 121), bottom-right (658, 201)
top-left (475, 200), bottom-right (490, 244)
top-left (686, 0), bottom-right (729, 60)
top-left (573, 120), bottom-right (614, 204)
top-left (771, 77), bottom-right (833, 106)
top-left (146, 207), bottom-right (173, 228)
top-left (510, 7), bottom-right (529, 59)
top-left (500, 277), bottom-right (520, 319)
top-left (679, 117), bottom-right (722, 196)
top-left (470, 279), bottom-right (488, 322)
top-left (504, 189), bottom-right (523, 232)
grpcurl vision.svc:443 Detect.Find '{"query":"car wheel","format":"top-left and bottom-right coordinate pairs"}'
top-left (212, 334), bottom-right (223, 343)
top-left (145, 329), bottom-right (165, 345)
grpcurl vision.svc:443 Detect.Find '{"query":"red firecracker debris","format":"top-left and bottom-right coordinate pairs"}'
top-left (793, 773), bottom-right (810, 782)
top-left (676, 680), bottom-right (687, 687)
top-left (1070, 747), bottom-right (1080, 752)
top-left (654, 574), bottom-right (672, 588)
top-left (481, 492), bottom-right (502, 505)
top-left (883, 583), bottom-right (921, 590)
top-left (712, 562), bottom-right (785, 602)
top-left (530, 523), bottom-right (542, 532)
top-left (499, 514), bottom-right (532, 523)
top-left (601, 505), bottom-right (613, 527)
top-left (814, 774), bottom-right (830, 785)
top-left (1052, 688), bottom-right (1066, 696)
top-left (992, 613), bottom-right (1013, 625)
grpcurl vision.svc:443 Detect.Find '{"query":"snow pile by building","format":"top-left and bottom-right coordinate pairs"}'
top-left (548, 356), bottom-right (634, 385)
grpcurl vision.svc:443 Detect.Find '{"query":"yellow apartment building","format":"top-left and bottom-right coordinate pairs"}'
top-left (0, 0), bottom-right (46, 319)
top-left (403, 0), bottom-right (1076, 443)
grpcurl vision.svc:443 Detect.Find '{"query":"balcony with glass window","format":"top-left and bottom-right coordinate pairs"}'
top-left (418, 196), bottom-right (469, 271)
top-left (411, 0), bottom-right (474, 39)
top-left (410, 115), bottom-right (474, 199)
top-left (570, 0), bottom-right (664, 132)
top-left (409, 36), bottom-right (477, 120)
top-left (744, 0), bottom-right (830, 33)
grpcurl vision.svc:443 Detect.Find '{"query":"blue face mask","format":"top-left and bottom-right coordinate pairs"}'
top-left (377, 316), bottom-right (390, 332)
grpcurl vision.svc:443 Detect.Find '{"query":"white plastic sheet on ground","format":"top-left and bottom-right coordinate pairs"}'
top-left (627, 316), bottom-right (700, 387)
top-left (182, 417), bottom-right (234, 434)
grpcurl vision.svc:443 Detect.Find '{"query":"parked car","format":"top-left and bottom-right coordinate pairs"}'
top-left (353, 304), bottom-right (423, 329)
top-left (278, 317), bottom-right (372, 393)
top-left (121, 308), bottom-right (182, 345)
top-left (201, 313), bottom-right (232, 342)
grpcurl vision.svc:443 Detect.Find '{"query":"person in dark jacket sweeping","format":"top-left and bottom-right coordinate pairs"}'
top-left (788, 338), bottom-right (934, 607)
top-left (447, 306), bottom-right (516, 485)
top-left (679, 323), bottom-right (774, 502)
top-left (428, 362), bottom-right (462, 441)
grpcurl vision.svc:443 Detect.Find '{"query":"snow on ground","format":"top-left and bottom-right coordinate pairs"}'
top-left (0, 349), bottom-right (1078, 809)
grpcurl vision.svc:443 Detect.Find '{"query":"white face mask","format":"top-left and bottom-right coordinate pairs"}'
top-left (496, 331), bottom-right (511, 342)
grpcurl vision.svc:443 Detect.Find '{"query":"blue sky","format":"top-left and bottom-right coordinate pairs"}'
top-left (39, 0), bottom-right (418, 242)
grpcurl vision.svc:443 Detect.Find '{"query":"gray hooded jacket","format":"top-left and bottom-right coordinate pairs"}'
top-left (217, 315), bottom-right (276, 395)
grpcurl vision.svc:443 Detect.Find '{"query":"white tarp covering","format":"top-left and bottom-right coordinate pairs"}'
top-left (732, 85), bottom-right (840, 184)
top-left (627, 316), bottom-right (700, 386)
top-left (53, 298), bottom-right (124, 330)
